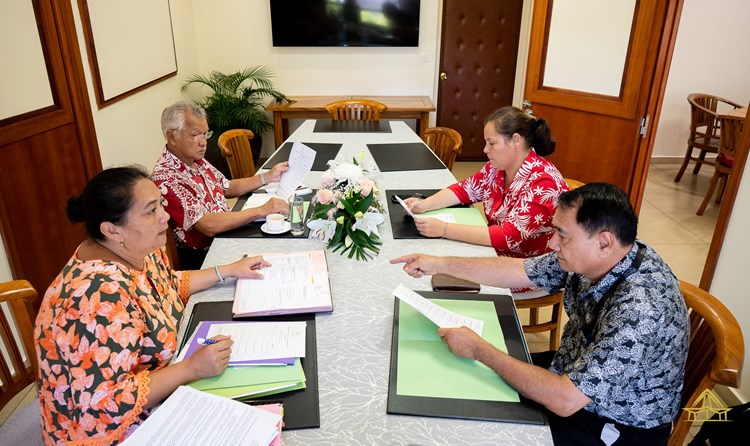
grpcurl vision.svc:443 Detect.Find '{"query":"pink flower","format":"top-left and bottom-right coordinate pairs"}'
top-left (359, 178), bottom-right (374, 196)
top-left (321, 169), bottom-right (336, 185)
top-left (316, 189), bottom-right (335, 204)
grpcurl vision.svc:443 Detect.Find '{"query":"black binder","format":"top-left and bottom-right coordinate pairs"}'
top-left (385, 189), bottom-right (472, 239)
top-left (368, 142), bottom-right (446, 171)
top-left (261, 141), bottom-right (343, 171)
top-left (181, 301), bottom-right (321, 429)
top-left (386, 291), bottom-right (547, 425)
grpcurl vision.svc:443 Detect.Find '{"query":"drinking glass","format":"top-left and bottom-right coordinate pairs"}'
top-left (289, 196), bottom-right (305, 236)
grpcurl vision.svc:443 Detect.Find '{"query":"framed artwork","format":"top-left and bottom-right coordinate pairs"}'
top-left (78, 0), bottom-right (177, 108)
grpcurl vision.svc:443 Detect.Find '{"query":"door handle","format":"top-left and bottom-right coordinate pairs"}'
top-left (522, 99), bottom-right (533, 115)
top-left (440, 72), bottom-right (448, 81)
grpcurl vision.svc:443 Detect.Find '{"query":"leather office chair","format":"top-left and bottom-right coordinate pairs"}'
top-left (667, 280), bottom-right (744, 446)
top-left (697, 114), bottom-right (744, 215)
top-left (515, 178), bottom-right (583, 351)
top-left (323, 99), bottom-right (387, 121)
top-left (674, 93), bottom-right (742, 183)
top-left (422, 126), bottom-right (463, 170)
top-left (0, 280), bottom-right (38, 410)
top-left (217, 129), bottom-right (256, 179)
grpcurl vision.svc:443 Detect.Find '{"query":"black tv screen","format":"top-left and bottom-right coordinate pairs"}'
top-left (270, 0), bottom-right (420, 47)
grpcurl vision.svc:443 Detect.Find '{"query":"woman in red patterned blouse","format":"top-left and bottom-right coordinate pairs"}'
top-left (34, 167), bottom-right (269, 445)
top-left (407, 106), bottom-right (568, 259)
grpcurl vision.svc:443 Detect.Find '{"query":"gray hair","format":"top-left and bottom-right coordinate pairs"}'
top-left (161, 101), bottom-right (207, 139)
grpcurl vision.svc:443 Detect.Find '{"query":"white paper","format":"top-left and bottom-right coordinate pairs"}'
top-left (240, 193), bottom-right (275, 211)
top-left (276, 141), bottom-right (316, 199)
top-left (392, 284), bottom-right (484, 335)
top-left (206, 321), bottom-right (307, 361)
top-left (394, 195), bottom-right (416, 218)
top-left (121, 386), bottom-right (280, 446)
top-left (234, 251), bottom-right (332, 315)
top-left (416, 213), bottom-right (456, 223)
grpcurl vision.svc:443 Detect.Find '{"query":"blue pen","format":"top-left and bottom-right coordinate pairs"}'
top-left (197, 338), bottom-right (218, 345)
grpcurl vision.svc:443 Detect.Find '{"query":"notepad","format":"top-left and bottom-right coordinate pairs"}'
top-left (233, 250), bottom-right (333, 317)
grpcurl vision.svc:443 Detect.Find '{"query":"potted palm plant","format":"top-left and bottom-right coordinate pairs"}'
top-left (182, 66), bottom-right (294, 174)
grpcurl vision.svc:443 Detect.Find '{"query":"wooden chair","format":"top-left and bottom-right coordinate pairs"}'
top-left (422, 126), bottom-right (463, 170)
top-left (515, 178), bottom-right (584, 351)
top-left (0, 280), bottom-right (38, 410)
top-left (323, 99), bottom-right (387, 121)
top-left (674, 93), bottom-right (742, 183)
top-left (668, 280), bottom-right (744, 446)
top-left (217, 129), bottom-right (256, 179)
top-left (697, 114), bottom-right (744, 215)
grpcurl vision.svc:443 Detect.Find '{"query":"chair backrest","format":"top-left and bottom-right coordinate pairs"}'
top-left (564, 178), bottom-right (585, 190)
top-left (717, 114), bottom-right (745, 169)
top-left (0, 280), bottom-right (38, 410)
top-left (688, 93), bottom-right (743, 143)
top-left (668, 280), bottom-right (744, 446)
top-left (217, 129), bottom-right (256, 179)
top-left (323, 99), bottom-right (387, 121)
top-left (422, 127), bottom-right (463, 170)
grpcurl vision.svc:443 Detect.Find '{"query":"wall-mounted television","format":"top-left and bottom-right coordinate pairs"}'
top-left (270, 0), bottom-right (420, 47)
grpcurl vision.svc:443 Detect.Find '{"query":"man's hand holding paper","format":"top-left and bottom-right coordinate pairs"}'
top-left (392, 284), bottom-right (484, 335)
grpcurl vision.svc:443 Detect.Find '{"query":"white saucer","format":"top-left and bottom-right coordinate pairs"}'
top-left (261, 221), bottom-right (291, 235)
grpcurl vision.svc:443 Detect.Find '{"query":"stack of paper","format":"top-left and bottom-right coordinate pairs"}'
top-left (122, 386), bottom-right (282, 445)
top-left (233, 250), bottom-right (333, 317)
top-left (178, 321), bottom-right (307, 400)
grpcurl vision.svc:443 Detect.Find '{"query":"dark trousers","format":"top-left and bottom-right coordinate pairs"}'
top-left (531, 351), bottom-right (671, 445)
top-left (177, 246), bottom-right (208, 271)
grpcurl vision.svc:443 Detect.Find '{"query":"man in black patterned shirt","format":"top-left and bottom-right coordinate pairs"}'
top-left (391, 183), bottom-right (689, 445)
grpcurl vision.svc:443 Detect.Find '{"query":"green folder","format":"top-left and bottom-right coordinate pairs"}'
top-left (202, 379), bottom-right (307, 400)
top-left (421, 207), bottom-right (487, 226)
top-left (189, 358), bottom-right (306, 391)
top-left (396, 299), bottom-right (520, 402)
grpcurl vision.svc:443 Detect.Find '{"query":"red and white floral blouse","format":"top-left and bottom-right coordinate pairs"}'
top-left (151, 147), bottom-right (230, 251)
top-left (448, 150), bottom-right (568, 258)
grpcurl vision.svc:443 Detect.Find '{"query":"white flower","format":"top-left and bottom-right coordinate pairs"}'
top-left (307, 219), bottom-right (337, 242)
top-left (345, 234), bottom-right (353, 248)
top-left (332, 162), bottom-right (363, 185)
top-left (321, 169), bottom-right (336, 185)
top-left (354, 211), bottom-right (385, 236)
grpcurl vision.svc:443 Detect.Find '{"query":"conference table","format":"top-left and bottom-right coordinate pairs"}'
top-left (179, 120), bottom-right (554, 445)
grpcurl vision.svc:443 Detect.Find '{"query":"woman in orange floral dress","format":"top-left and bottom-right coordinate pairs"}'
top-left (34, 166), bottom-right (270, 445)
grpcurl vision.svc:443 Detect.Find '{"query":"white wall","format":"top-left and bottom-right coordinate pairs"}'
top-left (68, 0), bottom-right (202, 169)
top-left (651, 0), bottom-right (750, 159)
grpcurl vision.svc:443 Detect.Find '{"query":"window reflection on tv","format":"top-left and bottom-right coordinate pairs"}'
top-left (270, 0), bottom-right (420, 47)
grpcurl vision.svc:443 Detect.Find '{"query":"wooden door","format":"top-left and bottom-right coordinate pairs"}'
top-left (436, 0), bottom-right (523, 160)
top-left (523, 0), bottom-right (681, 203)
top-left (0, 0), bottom-right (101, 310)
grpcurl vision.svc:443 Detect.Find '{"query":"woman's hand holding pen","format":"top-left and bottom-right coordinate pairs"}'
top-left (186, 335), bottom-right (233, 379)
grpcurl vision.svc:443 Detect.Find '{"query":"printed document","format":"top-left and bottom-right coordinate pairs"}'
top-left (233, 250), bottom-right (332, 317)
top-left (121, 385), bottom-right (281, 446)
top-left (276, 141), bottom-right (316, 199)
top-left (393, 284), bottom-right (484, 335)
top-left (205, 321), bottom-right (306, 361)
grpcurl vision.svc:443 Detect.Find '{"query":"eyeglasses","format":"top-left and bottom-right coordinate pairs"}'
top-left (190, 130), bottom-right (213, 142)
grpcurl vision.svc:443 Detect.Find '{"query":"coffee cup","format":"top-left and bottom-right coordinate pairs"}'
top-left (266, 213), bottom-right (285, 231)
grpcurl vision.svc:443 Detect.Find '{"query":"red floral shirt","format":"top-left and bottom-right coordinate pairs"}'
top-left (151, 146), bottom-right (230, 251)
top-left (448, 151), bottom-right (568, 258)
top-left (34, 247), bottom-right (191, 445)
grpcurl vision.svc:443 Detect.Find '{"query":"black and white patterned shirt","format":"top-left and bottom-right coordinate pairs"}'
top-left (524, 241), bottom-right (689, 428)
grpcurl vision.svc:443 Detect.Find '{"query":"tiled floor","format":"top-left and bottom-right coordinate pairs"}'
top-left (2, 161), bottom-right (720, 443)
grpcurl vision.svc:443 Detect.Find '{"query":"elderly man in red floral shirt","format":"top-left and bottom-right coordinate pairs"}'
top-left (152, 101), bottom-right (289, 269)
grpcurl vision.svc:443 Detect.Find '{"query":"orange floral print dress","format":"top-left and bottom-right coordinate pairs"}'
top-left (34, 247), bottom-right (191, 445)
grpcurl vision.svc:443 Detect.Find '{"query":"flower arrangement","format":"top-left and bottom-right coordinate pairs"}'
top-left (307, 157), bottom-right (386, 260)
